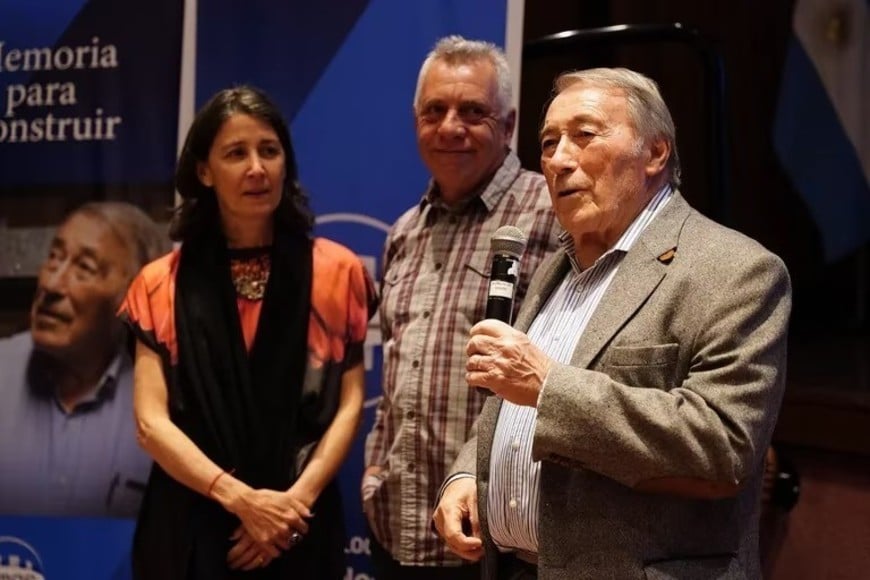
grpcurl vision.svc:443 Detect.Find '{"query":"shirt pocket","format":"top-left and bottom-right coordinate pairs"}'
top-left (600, 343), bottom-right (680, 391)
top-left (106, 472), bottom-right (148, 518)
top-left (464, 249), bottom-right (491, 278)
top-left (381, 263), bottom-right (417, 328)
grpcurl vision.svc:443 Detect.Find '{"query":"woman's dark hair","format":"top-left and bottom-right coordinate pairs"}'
top-left (169, 85), bottom-right (314, 242)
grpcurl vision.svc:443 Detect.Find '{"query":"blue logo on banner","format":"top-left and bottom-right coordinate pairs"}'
top-left (0, 536), bottom-right (45, 579)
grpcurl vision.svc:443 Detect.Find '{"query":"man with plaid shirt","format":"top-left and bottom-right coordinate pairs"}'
top-left (362, 35), bottom-right (560, 579)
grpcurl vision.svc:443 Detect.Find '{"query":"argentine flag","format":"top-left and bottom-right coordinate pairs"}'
top-left (774, 0), bottom-right (870, 261)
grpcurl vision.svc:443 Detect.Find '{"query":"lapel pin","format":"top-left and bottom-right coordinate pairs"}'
top-left (657, 248), bottom-right (677, 264)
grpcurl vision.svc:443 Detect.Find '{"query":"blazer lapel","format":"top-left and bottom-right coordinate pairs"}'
top-left (571, 192), bottom-right (692, 369)
top-left (514, 253), bottom-right (571, 333)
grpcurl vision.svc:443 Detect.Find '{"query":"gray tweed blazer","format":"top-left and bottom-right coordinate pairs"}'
top-left (450, 192), bottom-right (792, 580)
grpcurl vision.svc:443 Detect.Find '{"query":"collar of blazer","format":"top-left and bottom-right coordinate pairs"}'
top-left (514, 191), bottom-right (693, 369)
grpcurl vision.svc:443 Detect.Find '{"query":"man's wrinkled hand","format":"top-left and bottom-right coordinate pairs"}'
top-left (432, 477), bottom-right (483, 561)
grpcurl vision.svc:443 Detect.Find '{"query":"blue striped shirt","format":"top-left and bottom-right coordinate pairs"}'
top-left (487, 185), bottom-right (672, 554)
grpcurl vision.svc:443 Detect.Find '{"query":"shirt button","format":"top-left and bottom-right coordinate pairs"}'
top-left (434, 262), bottom-right (443, 271)
top-left (407, 463), bottom-right (416, 473)
top-left (412, 360), bottom-right (420, 369)
top-left (423, 311), bottom-right (430, 318)
top-left (406, 410), bottom-right (416, 420)
top-left (511, 439), bottom-right (520, 451)
top-left (509, 498), bottom-right (518, 509)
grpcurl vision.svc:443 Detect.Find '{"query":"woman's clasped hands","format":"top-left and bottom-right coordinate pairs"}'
top-left (225, 486), bottom-right (313, 570)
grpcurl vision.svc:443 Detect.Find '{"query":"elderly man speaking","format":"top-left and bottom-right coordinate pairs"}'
top-left (434, 68), bottom-right (791, 580)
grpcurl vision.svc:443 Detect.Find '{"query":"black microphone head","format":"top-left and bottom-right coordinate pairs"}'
top-left (491, 225), bottom-right (527, 259)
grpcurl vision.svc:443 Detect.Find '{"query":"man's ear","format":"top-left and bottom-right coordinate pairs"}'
top-left (503, 109), bottom-right (517, 142)
top-left (197, 162), bottom-right (213, 187)
top-left (645, 137), bottom-right (670, 178)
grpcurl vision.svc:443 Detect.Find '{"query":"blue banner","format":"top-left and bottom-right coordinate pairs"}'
top-left (0, 0), bottom-right (182, 193)
top-left (0, 0), bottom-right (182, 578)
top-left (1, 1), bottom-right (509, 578)
top-left (0, 518), bottom-right (134, 579)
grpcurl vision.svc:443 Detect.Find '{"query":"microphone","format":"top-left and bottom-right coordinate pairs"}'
top-left (485, 225), bottom-right (528, 325)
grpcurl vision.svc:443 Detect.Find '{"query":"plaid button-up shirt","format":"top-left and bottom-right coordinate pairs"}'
top-left (364, 152), bottom-right (561, 566)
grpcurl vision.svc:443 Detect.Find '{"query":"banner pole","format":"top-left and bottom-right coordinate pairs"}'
top-left (505, 0), bottom-right (525, 152)
top-left (175, 0), bottom-right (197, 206)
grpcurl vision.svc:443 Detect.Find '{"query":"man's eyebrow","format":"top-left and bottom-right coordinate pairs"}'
top-left (77, 247), bottom-right (101, 261)
top-left (45, 239), bottom-right (107, 270)
top-left (77, 246), bottom-right (113, 274)
top-left (538, 125), bottom-right (554, 142)
top-left (538, 121), bottom-right (564, 142)
top-left (539, 113), bottom-right (602, 141)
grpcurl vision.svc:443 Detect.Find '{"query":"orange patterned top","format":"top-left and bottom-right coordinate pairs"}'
top-left (120, 237), bottom-right (373, 383)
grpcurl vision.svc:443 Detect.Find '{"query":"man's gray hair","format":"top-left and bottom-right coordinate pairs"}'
top-left (554, 68), bottom-right (682, 188)
top-left (414, 35), bottom-right (513, 117)
top-left (72, 201), bottom-right (169, 281)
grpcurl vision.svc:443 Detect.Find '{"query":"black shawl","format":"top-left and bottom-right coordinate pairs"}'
top-left (133, 224), bottom-right (342, 579)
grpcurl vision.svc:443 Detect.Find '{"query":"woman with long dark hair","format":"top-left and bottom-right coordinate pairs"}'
top-left (120, 86), bottom-right (375, 579)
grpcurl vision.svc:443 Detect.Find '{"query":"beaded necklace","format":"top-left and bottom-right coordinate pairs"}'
top-left (228, 246), bottom-right (271, 301)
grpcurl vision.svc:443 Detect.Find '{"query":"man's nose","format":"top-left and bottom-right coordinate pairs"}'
top-left (436, 108), bottom-right (467, 138)
top-left (547, 136), bottom-right (578, 173)
top-left (41, 261), bottom-right (71, 293)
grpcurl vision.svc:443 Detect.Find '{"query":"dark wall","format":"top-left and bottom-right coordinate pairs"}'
top-left (518, 0), bottom-right (868, 336)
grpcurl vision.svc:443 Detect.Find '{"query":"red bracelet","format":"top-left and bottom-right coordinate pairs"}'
top-left (207, 468), bottom-right (235, 498)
